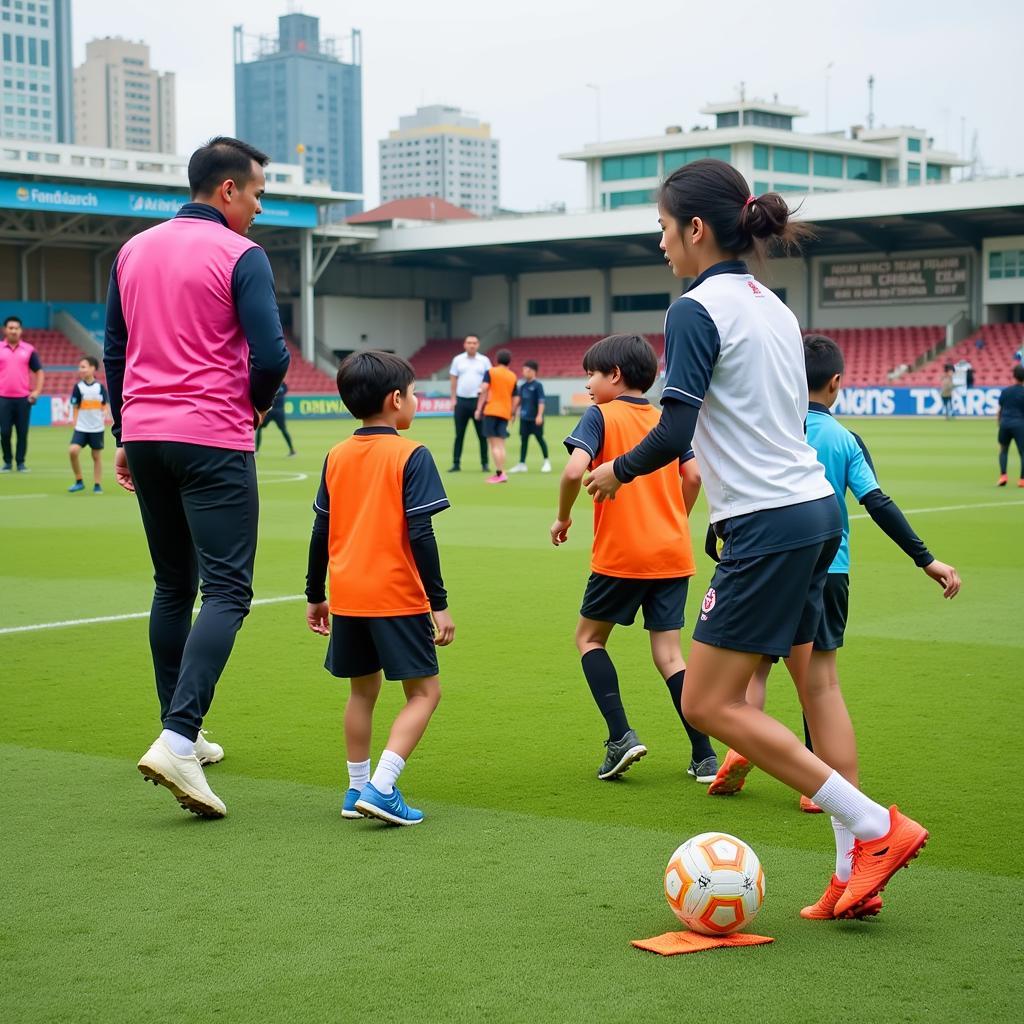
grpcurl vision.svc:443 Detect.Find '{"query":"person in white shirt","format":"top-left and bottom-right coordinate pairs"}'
top-left (448, 335), bottom-right (492, 472)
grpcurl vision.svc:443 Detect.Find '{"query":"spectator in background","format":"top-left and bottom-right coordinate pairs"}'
top-left (509, 359), bottom-right (551, 474)
top-left (939, 364), bottom-right (955, 420)
top-left (448, 334), bottom-right (491, 473)
top-left (256, 382), bottom-right (296, 456)
top-left (0, 314), bottom-right (45, 472)
top-left (1013, 346), bottom-right (1022, 364)
top-left (975, 335), bottom-right (985, 352)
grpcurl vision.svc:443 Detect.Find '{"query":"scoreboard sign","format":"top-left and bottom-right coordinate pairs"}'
top-left (820, 254), bottom-right (969, 306)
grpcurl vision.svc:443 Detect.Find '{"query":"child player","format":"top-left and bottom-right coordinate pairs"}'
top-left (709, 333), bottom-right (961, 918)
top-left (475, 348), bottom-right (519, 483)
top-left (305, 352), bottom-right (455, 826)
top-left (551, 333), bottom-right (718, 783)
top-left (67, 356), bottom-right (108, 493)
top-left (509, 359), bottom-right (552, 474)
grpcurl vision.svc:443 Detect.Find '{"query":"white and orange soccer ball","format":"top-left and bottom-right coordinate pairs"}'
top-left (664, 832), bottom-right (765, 935)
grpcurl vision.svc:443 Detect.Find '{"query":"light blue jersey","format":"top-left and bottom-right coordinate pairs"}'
top-left (805, 403), bottom-right (880, 574)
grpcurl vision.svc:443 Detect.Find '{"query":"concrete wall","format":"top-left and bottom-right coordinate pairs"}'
top-left (518, 269), bottom-right (605, 335)
top-left (450, 274), bottom-right (509, 338)
top-left (982, 235), bottom-right (1024, 307)
top-left (315, 296), bottom-right (425, 359)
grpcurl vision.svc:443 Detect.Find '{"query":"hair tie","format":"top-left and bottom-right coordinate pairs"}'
top-left (744, 194), bottom-right (758, 208)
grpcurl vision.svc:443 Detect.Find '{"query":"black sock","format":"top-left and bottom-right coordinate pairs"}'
top-left (665, 670), bottom-right (715, 762)
top-left (538, 435), bottom-right (549, 458)
top-left (999, 449), bottom-right (1008, 474)
top-left (581, 649), bottom-right (629, 740)
top-left (802, 715), bottom-right (814, 753)
top-left (519, 437), bottom-right (528, 463)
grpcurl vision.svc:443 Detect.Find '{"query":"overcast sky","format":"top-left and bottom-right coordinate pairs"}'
top-left (74, 0), bottom-right (1020, 211)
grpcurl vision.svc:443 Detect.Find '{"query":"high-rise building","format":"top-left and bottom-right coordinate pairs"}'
top-left (379, 105), bottom-right (500, 217)
top-left (73, 38), bottom-right (175, 153)
top-left (234, 12), bottom-right (362, 214)
top-left (0, 0), bottom-right (73, 142)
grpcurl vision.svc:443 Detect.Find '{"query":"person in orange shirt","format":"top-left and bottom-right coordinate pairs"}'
top-left (475, 348), bottom-right (519, 483)
top-left (550, 334), bottom-right (717, 784)
top-left (305, 351), bottom-right (455, 826)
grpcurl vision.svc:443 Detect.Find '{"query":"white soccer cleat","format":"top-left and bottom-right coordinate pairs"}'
top-left (194, 729), bottom-right (224, 765)
top-left (508, 463), bottom-right (528, 473)
top-left (541, 459), bottom-right (552, 473)
top-left (137, 737), bottom-right (227, 818)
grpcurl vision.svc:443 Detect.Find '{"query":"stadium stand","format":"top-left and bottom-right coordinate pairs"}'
top-left (283, 341), bottom-right (335, 393)
top-left (24, 329), bottom-right (94, 399)
top-left (807, 325), bottom-right (945, 386)
top-left (899, 324), bottom-right (1024, 387)
top-left (409, 338), bottom-right (467, 379)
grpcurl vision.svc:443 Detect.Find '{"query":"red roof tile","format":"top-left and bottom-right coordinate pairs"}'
top-left (347, 197), bottom-right (478, 224)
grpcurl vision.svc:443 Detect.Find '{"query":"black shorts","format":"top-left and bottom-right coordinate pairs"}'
top-left (814, 573), bottom-right (849, 652)
top-left (481, 415), bottom-right (509, 438)
top-left (692, 534), bottom-right (842, 658)
top-left (325, 613), bottom-right (439, 681)
top-left (998, 421), bottom-right (1024, 447)
top-left (70, 430), bottom-right (104, 450)
top-left (580, 573), bottom-right (690, 632)
top-left (519, 420), bottom-right (544, 437)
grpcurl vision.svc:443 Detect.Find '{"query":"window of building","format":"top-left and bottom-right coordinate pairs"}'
top-left (601, 152), bottom-right (658, 181)
top-left (774, 183), bottom-right (806, 192)
top-left (989, 250), bottom-right (1023, 279)
top-left (753, 144), bottom-right (770, 170)
top-left (612, 292), bottom-right (671, 312)
top-left (607, 188), bottom-right (656, 208)
top-left (1, 33), bottom-right (9, 60)
top-left (663, 145), bottom-right (731, 173)
top-left (846, 156), bottom-right (882, 182)
top-left (813, 151), bottom-right (843, 177)
top-left (753, 180), bottom-right (771, 194)
top-left (907, 161), bottom-right (921, 184)
top-left (527, 296), bottom-right (591, 316)
top-left (926, 164), bottom-right (942, 182)
top-left (772, 146), bottom-right (809, 174)
top-left (907, 137), bottom-right (922, 152)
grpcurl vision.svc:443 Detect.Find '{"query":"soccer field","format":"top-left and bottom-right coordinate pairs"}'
top-left (2, 415), bottom-right (1021, 1024)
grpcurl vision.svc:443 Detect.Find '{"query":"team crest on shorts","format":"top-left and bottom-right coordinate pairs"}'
top-left (701, 587), bottom-right (717, 615)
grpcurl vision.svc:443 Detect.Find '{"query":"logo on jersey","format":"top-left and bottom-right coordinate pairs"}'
top-left (701, 588), bottom-right (717, 614)
top-left (747, 281), bottom-right (763, 297)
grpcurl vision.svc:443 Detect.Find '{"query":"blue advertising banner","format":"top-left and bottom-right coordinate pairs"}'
top-left (833, 387), bottom-right (1001, 417)
top-left (0, 179), bottom-right (318, 228)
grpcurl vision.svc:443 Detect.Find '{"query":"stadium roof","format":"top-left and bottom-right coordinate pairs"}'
top-left (347, 197), bottom-right (476, 224)
top-left (345, 177), bottom-right (1024, 274)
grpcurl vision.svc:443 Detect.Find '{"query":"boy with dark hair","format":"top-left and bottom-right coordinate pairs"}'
top-left (552, 333), bottom-right (717, 783)
top-left (709, 333), bottom-right (961, 920)
top-left (509, 359), bottom-right (551, 474)
top-left (476, 348), bottom-right (519, 483)
top-left (305, 351), bottom-right (454, 826)
top-left (68, 356), bottom-right (108, 493)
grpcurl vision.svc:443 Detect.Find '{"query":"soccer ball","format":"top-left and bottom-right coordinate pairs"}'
top-left (664, 832), bottom-right (765, 935)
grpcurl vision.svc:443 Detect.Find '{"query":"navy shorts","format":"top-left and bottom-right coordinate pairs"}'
top-left (70, 430), bottom-right (104, 450)
top-left (997, 422), bottom-right (1024, 447)
top-left (813, 573), bottom-right (849, 652)
top-left (481, 415), bottom-right (509, 439)
top-left (326, 613), bottom-right (439, 681)
top-left (693, 534), bottom-right (842, 657)
top-left (519, 420), bottom-right (544, 437)
top-left (580, 573), bottom-right (690, 631)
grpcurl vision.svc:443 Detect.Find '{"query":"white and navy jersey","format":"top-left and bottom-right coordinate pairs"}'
top-left (449, 352), bottom-right (492, 398)
top-left (69, 379), bottom-right (109, 434)
top-left (662, 260), bottom-right (833, 525)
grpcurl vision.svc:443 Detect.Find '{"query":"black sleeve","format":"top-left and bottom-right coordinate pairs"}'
top-left (305, 459), bottom-right (330, 603)
top-left (232, 246), bottom-right (291, 413)
top-left (103, 259), bottom-right (129, 445)
top-left (69, 382), bottom-right (81, 406)
top-left (860, 489), bottom-right (934, 567)
top-left (408, 515), bottom-right (447, 611)
top-left (563, 405), bottom-right (604, 460)
top-left (660, 297), bottom-right (721, 408)
top-left (402, 446), bottom-right (450, 518)
top-left (613, 400), bottom-right (701, 483)
top-left (28, 351), bottom-right (42, 372)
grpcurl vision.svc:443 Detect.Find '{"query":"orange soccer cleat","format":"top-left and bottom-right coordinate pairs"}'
top-left (800, 874), bottom-right (883, 920)
top-left (707, 750), bottom-right (753, 796)
top-left (997, 474), bottom-right (1008, 487)
top-left (799, 794), bottom-right (824, 813)
top-left (833, 806), bottom-right (928, 917)
top-left (1018, 479), bottom-right (1024, 488)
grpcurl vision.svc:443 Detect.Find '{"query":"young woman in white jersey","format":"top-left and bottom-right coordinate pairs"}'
top-left (586, 159), bottom-right (936, 920)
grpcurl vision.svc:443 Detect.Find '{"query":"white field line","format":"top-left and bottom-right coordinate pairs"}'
top-left (849, 498), bottom-right (1024, 520)
top-left (0, 593), bottom-right (305, 637)
top-left (0, 493), bottom-right (48, 500)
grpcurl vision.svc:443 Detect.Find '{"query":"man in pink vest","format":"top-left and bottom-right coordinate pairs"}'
top-left (104, 137), bottom-right (290, 819)
top-left (0, 315), bottom-right (45, 472)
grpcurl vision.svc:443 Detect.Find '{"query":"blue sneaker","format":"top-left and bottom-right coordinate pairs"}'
top-left (0, 463), bottom-right (10, 472)
top-left (92, 483), bottom-right (103, 494)
top-left (68, 481), bottom-right (85, 493)
top-left (354, 782), bottom-right (423, 826)
top-left (342, 787), bottom-right (363, 820)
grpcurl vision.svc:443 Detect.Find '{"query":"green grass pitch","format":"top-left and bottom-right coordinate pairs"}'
top-left (2, 415), bottom-right (1022, 1024)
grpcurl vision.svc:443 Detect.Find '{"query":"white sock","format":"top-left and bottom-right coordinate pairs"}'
top-left (160, 728), bottom-right (195, 758)
top-left (347, 759), bottom-right (371, 791)
top-left (370, 750), bottom-right (406, 795)
top-left (832, 816), bottom-right (855, 882)
top-left (811, 771), bottom-right (891, 841)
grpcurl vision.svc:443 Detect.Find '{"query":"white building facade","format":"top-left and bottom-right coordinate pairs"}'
top-left (379, 104), bottom-right (499, 216)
